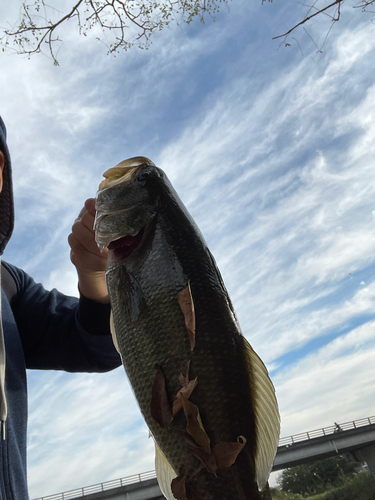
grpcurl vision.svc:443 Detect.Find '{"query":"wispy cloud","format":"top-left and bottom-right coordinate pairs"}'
top-left (274, 319), bottom-right (375, 436)
top-left (1, 0), bottom-right (375, 497)
top-left (27, 368), bottom-right (155, 496)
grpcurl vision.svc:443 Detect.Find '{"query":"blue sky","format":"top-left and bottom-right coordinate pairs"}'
top-left (1, 0), bottom-right (375, 497)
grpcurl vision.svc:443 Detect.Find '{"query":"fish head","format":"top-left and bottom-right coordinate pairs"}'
top-left (94, 156), bottom-right (166, 264)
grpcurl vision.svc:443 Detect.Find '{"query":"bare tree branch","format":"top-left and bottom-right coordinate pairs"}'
top-left (2, 0), bottom-right (375, 63)
top-left (319, 1), bottom-right (341, 50)
top-left (271, 0), bottom-right (375, 54)
top-left (273, 0), bottom-right (343, 40)
top-left (354, 0), bottom-right (375, 8)
top-left (0, 0), bottom-right (226, 63)
top-left (7, 0), bottom-right (85, 36)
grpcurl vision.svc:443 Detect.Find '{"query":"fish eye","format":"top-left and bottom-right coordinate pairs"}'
top-left (137, 172), bottom-right (149, 184)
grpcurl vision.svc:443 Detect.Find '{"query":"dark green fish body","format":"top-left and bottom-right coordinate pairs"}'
top-left (95, 158), bottom-right (279, 500)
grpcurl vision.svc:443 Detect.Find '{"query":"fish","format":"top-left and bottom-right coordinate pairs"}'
top-left (94, 157), bottom-right (280, 500)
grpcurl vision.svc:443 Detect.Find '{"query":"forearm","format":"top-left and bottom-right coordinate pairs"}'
top-left (78, 270), bottom-right (109, 304)
top-left (78, 293), bottom-right (111, 336)
top-left (8, 264), bottom-right (120, 371)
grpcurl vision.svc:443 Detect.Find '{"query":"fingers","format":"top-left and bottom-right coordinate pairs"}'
top-left (76, 201), bottom-right (95, 228)
top-left (84, 198), bottom-right (96, 216)
top-left (68, 198), bottom-right (107, 273)
top-left (75, 198), bottom-right (96, 228)
top-left (69, 233), bottom-right (108, 273)
top-left (71, 215), bottom-right (97, 253)
top-left (69, 198), bottom-right (110, 302)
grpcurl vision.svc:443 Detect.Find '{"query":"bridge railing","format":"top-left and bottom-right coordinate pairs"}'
top-left (278, 415), bottom-right (375, 447)
top-left (34, 470), bottom-right (156, 500)
top-left (34, 415), bottom-right (375, 500)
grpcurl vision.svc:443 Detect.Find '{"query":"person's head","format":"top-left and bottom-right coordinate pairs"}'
top-left (0, 116), bottom-right (14, 255)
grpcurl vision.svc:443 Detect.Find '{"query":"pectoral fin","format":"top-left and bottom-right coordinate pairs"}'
top-left (243, 337), bottom-right (280, 492)
top-left (109, 310), bottom-right (121, 354)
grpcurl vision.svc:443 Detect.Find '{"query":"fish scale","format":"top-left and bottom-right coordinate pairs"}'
top-left (95, 158), bottom-right (280, 500)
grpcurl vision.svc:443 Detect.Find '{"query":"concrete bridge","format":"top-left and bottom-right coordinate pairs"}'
top-left (34, 416), bottom-right (375, 500)
top-left (273, 415), bottom-right (375, 474)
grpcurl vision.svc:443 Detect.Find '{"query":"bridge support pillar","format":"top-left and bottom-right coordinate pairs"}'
top-left (355, 444), bottom-right (375, 480)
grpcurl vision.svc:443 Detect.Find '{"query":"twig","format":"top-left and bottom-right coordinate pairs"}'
top-left (303, 26), bottom-right (320, 50)
top-left (273, 0), bottom-right (343, 39)
top-left (292, 36), bottom-right (304, 56)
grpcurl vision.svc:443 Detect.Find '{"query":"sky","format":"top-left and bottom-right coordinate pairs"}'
top-left (1, 0), bottom-right (375, 497)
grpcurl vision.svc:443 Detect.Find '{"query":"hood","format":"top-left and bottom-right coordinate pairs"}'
top-left (0, 117), bottom-right (14, 255)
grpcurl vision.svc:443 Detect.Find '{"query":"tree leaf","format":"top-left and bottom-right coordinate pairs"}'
top-left (212, 436), bottom-right (247, 469)
top-left (173, 361), bottom-right (198, 416)
top-left (171, 472), bottom-right (188, 500)
top-left (178, 360), bottom-right (192, 388)
top-left (178, 282), bottom-right (196, 351)
top-left (188, 443), bottom-right (218, 476)
top-left (172, 378), bottom-right (198, 416)
top-left (150, 364), bottom-right (173, 428)
top-left (180, 394), bottom-right (211, 453)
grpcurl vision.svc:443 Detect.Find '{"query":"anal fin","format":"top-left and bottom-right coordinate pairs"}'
top-left (155, 439), bottom-right (177, 500)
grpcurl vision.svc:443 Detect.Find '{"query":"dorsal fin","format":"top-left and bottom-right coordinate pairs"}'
top-left (243, 337), bottom-right (280, 491)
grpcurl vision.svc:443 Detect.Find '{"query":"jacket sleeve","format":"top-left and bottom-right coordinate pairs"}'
top-left (4, 262), bottom-right (122, 373)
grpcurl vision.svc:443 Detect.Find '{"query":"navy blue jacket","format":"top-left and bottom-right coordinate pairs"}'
top-left (0, 262), bottom-right (121, 500)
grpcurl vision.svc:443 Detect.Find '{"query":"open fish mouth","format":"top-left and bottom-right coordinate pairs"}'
top-left (108, 228), bottom-right (145, 260)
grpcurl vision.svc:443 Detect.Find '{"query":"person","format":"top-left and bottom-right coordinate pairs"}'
top-left (334, 422), bottom-right (342, 433)
top-left (0, 116), bottom-right (122, 499)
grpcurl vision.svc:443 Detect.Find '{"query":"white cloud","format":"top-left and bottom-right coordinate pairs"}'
top-left (1, 1), bottom-right (375, 497)
top-left (27, 368), bottom-right (155, 497)
top-left (274, 320), bottom-right (375, 437)
top-left (149, 21), bottom-right (375, 366)
top-left (44, 266), bottom-right (79, 297)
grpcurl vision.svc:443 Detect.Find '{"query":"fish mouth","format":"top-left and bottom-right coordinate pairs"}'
top-left (108, 228), bottom-right (145, 260)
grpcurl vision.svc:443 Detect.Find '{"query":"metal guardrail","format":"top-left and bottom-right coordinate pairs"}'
top-left (278, 415), bottom-right (375, 447)
top-left (34, 470), bottom-right (156, 500)
top-left (34, 416), bottom-right (375, 500)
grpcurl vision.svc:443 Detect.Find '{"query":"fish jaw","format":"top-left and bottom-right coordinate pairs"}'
top-left (99, 157), bottom-right (155, 191)
top-left (107, 228), bottom-right (145, 257)
top-left (94, 161), bottom-right (162, 252)
top-left (94, 204), bottom-right (151, 253)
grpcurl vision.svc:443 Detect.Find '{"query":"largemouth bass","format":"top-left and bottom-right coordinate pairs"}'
top-left (94, 157), bottom-right (280, 500)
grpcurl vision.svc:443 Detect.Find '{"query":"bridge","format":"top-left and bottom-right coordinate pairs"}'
top-left (34, 415), bottom-right (375, 500)
top-left (274, 415), bottom-right (375, 474)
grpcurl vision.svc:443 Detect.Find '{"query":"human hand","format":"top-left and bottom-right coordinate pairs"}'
top-left (68, 198), bottom-right (109, 303)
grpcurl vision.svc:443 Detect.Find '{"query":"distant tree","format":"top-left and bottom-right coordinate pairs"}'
top-left (278, 463), bottom-right (321, 496)
top-left (1, 0), bottom-right (375, 63)
top-left (278, 456), bottom-right (358, 496)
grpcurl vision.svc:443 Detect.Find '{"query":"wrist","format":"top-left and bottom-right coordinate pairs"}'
top-left (77, 270), bottom-right (110, 304)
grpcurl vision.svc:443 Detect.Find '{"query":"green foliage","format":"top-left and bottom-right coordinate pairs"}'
top-left (322, 472), bottom-right (375, 500)
top-left (305, 494), bottom-right (328, 500)
top-left (274, 471), bottom-right (375, 500)
top-left (278, 456), bottom-right (358, 496)
top-left (270, 487), bottom-right (304, 499)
